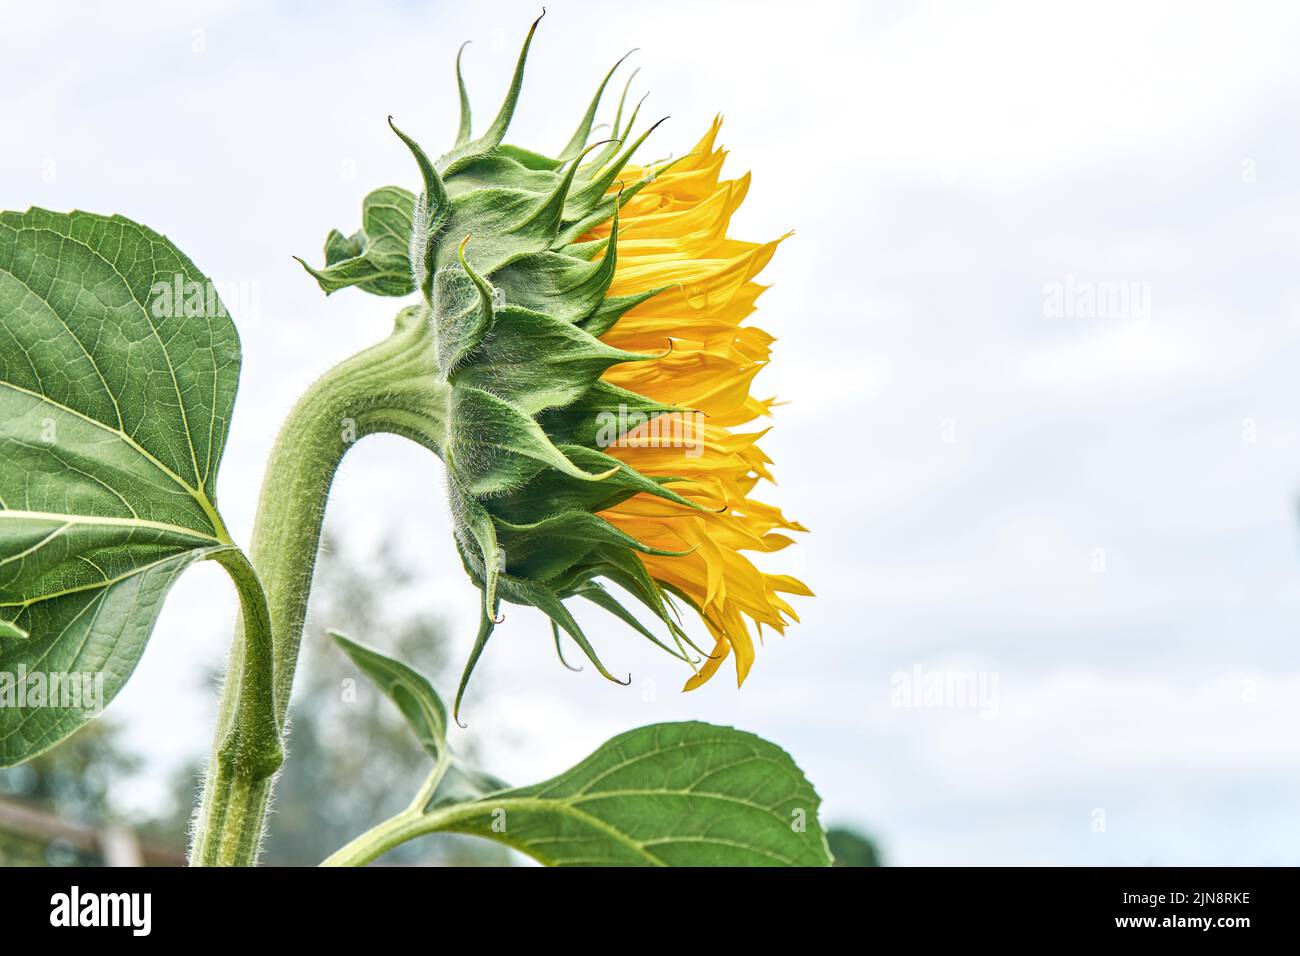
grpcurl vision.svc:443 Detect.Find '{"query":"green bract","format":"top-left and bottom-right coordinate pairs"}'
top-left (298, 15), bottom-right (707, 720)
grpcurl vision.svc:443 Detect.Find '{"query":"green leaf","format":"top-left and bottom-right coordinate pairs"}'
top-left (446, 722), bottom-right (831, 866)
top-left (297, 186), bottom-right (417, 297)
top-left (332, 720), bottom-right (833, 867)
top-left (0, 207), bottom-right (275, 769)
top-left (319, 641), bottom-right (828, 868)
top-left (330, 631), bottom-right (447, 761)
top-left (329, 629), bottom-right (508, 807)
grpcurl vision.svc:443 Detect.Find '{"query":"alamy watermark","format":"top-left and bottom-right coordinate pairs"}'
top-left (149, 273), bottom-right (262, 324)
top-left (1043, 274), bottom-right (1151, 320)
top-left (595, 404), bottom-right (706, 458)
top-left (0, 665), bottom-right (105, 716)
top-left (890, 664), bottom-right (999, 716)
top-left (50, 886), bottom-right (150, 936)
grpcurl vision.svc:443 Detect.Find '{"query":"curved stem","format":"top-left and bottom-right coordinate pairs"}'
top-left (320, 794), bottom-right (531, 868)
top-left (408, 750), bottom-right (453, 813)
top-left (191, 306), bottom-right (448, 866)
top-left (187, 547), bottom-right (284, 868)
top-left (320, 808), bottom-right (430, 868)
top-left (319, 749), bottom-right (454, 867)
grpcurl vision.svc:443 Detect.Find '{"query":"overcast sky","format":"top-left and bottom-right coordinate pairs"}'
top-left (4, 0), bottom-right (1300, 864)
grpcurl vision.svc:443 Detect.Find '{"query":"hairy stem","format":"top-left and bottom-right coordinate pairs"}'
top-left (191, 306), bottom-right (447, 866)
top-left (319, 808), bottom-right (430, 868)
top-left (318, 747), bottom-right (453, 867)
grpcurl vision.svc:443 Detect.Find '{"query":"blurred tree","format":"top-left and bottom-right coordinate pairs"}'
top-left (826, 825), bottom-right (884, 867)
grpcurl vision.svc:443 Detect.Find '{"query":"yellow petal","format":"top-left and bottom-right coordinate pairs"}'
top-left (589, 120), bottom-right (809, 689)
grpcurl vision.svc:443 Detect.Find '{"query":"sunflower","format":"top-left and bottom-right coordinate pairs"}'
top-left (299, 15), bottom-right (810, 713)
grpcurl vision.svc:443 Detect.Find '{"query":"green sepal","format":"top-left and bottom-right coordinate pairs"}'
top-left (563, 117), bottom-right (666, 217)
top-left (550, 619), bottom-right (584, 671)
top-left (536, 379), bottom-right (685, 448)
top-left (486, 444), bottom-right (705, 521)
top-left (433, 187), bottom-right (548, 276)
top-left (582, 80), bottom-right (644, 175)
top-left (450, 543), bottom-right (631, 718)
top-left (452, 598), bottom-right (498, 725)
top-left (388, 117), bottom-right (450, 299)
top-left (432, 237), bottom-right (496, 377)
top-left (453, 306), bottom-right (651, 416)
top-left (489, 209), bottom-right (620, 324)
top-left (493, 510), bottom-right (689, 584)
top-left (557, 49), bottom-right (637, 161)
top-left (558, 237), bottom-right (607, 261)
top-left (454, 40), bottom-right (473, 146)
top-left (492, 144), bottom-right (564, 172)
top-left (496, 572), bottom-right (629, 686)
top-left (552, 169), bottom-right (667, 248)
top-left (296, 186), bottom-right (417, 296)
top-left (446, 387), bottom-right (617, 496)
top-left (560, 543), bottom-right (702, 657)
top-left (443, 155), bottom-right (560, 197)
top-left (437, 13), bottom-right (544, 177)
top-left (569, 582), bottom-right (693, 663)
top-left (447, 469), bottom-right (501, 619)
top-left (648, 579), bottom-right (717, 657)
top-left (507, 142), bottom-right (607, 242)
top-left (578, 286), bottom-right (667, 337)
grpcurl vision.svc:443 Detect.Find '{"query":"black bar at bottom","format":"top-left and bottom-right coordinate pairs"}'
top-left (0, 865), bottom-right (1290, 941)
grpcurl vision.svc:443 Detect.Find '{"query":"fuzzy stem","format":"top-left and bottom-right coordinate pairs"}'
top-left (191, 306), bottom-right (447, 866)
top-left (319, 807), bottom-right (431, 868)
top-left (317, 747), bottom-right (453, 867)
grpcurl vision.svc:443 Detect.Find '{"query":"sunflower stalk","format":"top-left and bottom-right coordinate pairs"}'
top-left (190, 310), bottom-right (447, 865)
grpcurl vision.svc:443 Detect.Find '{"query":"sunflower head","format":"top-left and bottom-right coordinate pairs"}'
top-left (299, 14), bottom-right (810, 718)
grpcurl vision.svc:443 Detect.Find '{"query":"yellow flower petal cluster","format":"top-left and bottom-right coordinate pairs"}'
top-left (589, 120), bottom-right (812, 689)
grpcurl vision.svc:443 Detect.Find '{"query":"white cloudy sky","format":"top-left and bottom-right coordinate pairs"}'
top-left (4, 0), bottom-right (1300, 865)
